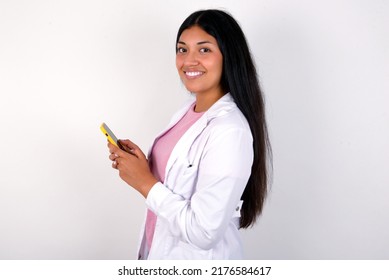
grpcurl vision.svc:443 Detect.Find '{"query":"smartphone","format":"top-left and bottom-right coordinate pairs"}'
top-left (100, 122), bottom-right (124, 150)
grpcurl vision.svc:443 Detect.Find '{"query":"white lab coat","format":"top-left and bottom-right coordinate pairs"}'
top-left (137, 93), bottom-right (254, 259)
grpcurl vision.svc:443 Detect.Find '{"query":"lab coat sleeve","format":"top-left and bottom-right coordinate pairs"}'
top-left (146, 124), bottom-right (253, 250)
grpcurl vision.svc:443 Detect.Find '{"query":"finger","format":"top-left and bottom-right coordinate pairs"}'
top-left (118, 141), bottom-right (135, 154)
top-left (108, 142), bottom-right (120, 154)
top-left (128, 146), bottom-right (145, 159)
top-left (118, 139), bottom-right (138, 150)
top-left (112, 160), bottom-right (118, 169)
top-left (109, 153), bottom-right (119, 161)
top-left (113, 147), bottom-right (133, 160)
top-left (118, 139), bottom-right (145, 159)
top-left (108, 142), bottom-right (130, 158)
top-left (115, 157), bottom-right (126, 170)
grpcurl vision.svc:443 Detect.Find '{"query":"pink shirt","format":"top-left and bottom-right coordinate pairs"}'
top-left (145, 103), bottom-right (204, 250)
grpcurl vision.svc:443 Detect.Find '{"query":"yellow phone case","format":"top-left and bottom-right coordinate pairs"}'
top-left (100, 122), bottom-right (119, 148)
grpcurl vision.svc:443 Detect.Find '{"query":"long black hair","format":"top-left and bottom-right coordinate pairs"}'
top-left (176, 9), bottom-right (272, 228)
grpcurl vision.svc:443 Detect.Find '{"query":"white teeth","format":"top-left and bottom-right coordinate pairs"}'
top-left (185, 71), bottom-right (203, 77)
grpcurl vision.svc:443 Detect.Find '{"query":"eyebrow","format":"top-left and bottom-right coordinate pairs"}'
top-left (177, 41), bottom-right (213, 45)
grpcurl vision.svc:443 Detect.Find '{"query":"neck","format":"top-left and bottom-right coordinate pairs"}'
top-left (194, 90), bottom-right (225, 112)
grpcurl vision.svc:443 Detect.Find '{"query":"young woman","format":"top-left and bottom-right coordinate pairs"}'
top-left (107, 9), bottom-right (271, 259)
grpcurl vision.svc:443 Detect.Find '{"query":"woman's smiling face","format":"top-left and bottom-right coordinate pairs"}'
top-left (176, 26), bottom-right (224, 97)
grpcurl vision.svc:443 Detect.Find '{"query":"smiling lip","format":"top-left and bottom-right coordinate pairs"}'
top-left (184, 71), bottom-right (204, 78)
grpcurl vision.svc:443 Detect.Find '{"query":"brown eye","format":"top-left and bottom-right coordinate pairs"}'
top-left (200, 48), bottom-right (211, 53)
top-left (177, 47), bottom-right (187, 53)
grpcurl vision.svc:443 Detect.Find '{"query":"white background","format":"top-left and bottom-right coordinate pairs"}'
top-left (0, 0), bottom-right (388, 259)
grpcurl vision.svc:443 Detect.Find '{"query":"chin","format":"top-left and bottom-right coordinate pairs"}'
top-left (183, 85), bottom-right (201, 94)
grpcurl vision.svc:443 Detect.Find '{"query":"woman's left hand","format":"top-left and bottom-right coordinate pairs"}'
top-left (108, 139), bottom-right (157, 198)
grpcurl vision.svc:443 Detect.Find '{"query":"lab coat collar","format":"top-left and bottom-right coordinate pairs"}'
top-left (178, 92), bottom-right (237, 123)
top-left (203, 93), bottom-right (237, 121)
top-left (153, 92), bottom-right (237, 143)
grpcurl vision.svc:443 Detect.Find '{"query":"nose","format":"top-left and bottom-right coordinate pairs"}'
top-left (183, 51), bottom-right (199, 67)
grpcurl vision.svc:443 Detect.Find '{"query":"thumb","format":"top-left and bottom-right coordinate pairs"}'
top-left (118, 139), bottom-right (145, 159)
